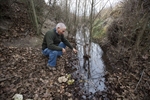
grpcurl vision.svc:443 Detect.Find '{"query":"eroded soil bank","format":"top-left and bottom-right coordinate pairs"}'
top-left (99, 40), bottom-right (150, 100)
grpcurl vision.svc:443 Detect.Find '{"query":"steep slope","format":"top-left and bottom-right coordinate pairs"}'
top-left (99, 0), bottom-right (150, 99)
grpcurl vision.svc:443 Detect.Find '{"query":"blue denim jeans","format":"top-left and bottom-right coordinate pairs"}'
top-left (42, 42), bottom-right (66, 67)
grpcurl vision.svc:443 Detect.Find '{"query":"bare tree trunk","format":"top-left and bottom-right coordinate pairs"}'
top-left (65, 0), bottom-right (68, 23)
top-left (30, 0), bottom-right (39, 34)
top-left (74, 0), bottom-right (78, 27)
top-left (77, 0), bottom-right (80, 25)
top-left (83, 0), bottom-right (87, 23)
top-left (88, 0), bottom-right (94, 54)
top-left (23, 0), bottom-right (40, 34)
top-left (65, 0), bottom-right (71, 34)
top-left (135, 14), bottom-right (149, 52)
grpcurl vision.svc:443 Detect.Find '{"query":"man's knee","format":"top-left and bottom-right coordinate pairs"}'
top-left (52, 51), bottom-right (58, 55)
top-left (42, 48), bottom-right (51, 55)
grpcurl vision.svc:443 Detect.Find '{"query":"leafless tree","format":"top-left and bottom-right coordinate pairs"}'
top-left (24, 0), bottom-right (41, 34)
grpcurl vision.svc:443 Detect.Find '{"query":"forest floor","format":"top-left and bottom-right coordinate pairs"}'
top-left (1, 31), bottom-right (150, 100)
top-left (0, 34), bottom-right (80, 100)
top-left (0, 2), bottom-right (81, 99)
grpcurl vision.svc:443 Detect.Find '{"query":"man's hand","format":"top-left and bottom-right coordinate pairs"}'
top-left (73, 48), bottom-right (77, 53)
top-left (62, 48), bottom-right (66, 54)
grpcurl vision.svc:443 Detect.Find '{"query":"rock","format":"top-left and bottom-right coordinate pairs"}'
top-left (49, 97), bottom-right (53, 100)
top-left (34, 94), bottom-right (39, 100)
top-left (43, 93), bottom-right (50, 98)
top-left (41, 19), bottom-right (56, 34)
top-left (13, 94), bottom-right (23, 100)
top-left (21, 28), bottom-right (24, 31)
top-left (65, 92), bottom-right (72, 97)
top-left (68, 98), bottom-right (73, 100)
top-left (58, 76), bottom-right (68, 83)
top-left (23, 59), bottom-right (27, 63)
top-left (41, 19), bottom-right (68, 37)
top-left (117, 98), bottom-right (122, 100)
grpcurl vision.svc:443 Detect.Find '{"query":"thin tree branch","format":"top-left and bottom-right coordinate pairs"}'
top-left (134, 69), bottom-right (145, 91)
top-left (0, 76), bottom-right (14, 82)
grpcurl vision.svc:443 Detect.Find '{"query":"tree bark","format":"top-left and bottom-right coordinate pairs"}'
top-left (30, 0), bottom-right (39, 34)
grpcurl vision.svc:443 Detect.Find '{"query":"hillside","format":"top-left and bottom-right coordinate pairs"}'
top-left (93, 0), bottom-right (150, 99)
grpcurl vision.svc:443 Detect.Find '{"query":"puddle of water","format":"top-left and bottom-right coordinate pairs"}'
top-left (73, 27), bottom-right (106, 98)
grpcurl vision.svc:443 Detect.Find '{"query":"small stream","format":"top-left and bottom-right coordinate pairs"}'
top-left (73, 27), bottom-right (106, 99)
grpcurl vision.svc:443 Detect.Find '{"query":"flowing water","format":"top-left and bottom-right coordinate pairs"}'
top-left (73, 27), bottom-right (106, 99)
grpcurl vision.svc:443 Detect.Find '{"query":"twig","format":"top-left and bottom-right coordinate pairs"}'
top-left (146, 82), bottom-right (150, 89)
top-left (25, 30), bottom-right (29, 36)
top-left (134, 69), bottom-right (145, 91)
top-left (41, 32), bottom-right (45, 36)
top-left (0, 76), bottom-right (14, 82)
top-left (0, 78), bottom-right (8, 82)
top-left (71, 57), bottom-right (79, 60)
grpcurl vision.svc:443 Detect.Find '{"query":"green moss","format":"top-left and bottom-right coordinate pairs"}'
top-left (92, 19), bottom-right (107, 40)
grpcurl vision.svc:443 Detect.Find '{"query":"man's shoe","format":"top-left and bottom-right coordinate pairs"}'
top-left (46, 64), bottom-right (56, 71)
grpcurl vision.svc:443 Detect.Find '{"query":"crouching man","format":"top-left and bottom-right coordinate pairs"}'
top-left (42, 23), bottom-right (77, 70)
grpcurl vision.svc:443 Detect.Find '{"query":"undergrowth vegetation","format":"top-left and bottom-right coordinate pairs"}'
top-left (93, 0), bottom-right (150, 99)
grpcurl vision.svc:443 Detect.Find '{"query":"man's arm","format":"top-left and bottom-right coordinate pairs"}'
top-left (61, 35), bottom-right (77, 53)
top-left (46, 32), bottom-right (62, 51)
top-left (61, 35), bottom-right (73, 50)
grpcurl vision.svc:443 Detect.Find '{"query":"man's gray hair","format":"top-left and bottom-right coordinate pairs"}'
top-left (56, 23), bottom-right (66, 29)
